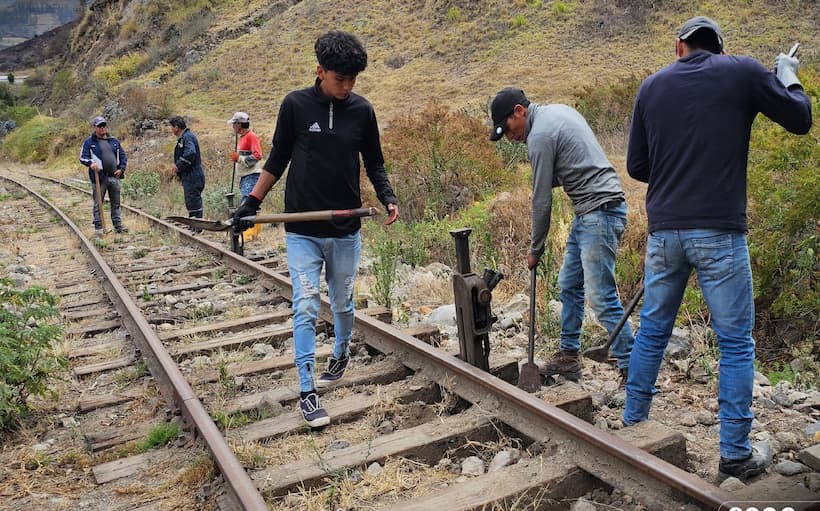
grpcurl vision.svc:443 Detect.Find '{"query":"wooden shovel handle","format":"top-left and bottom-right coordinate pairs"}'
top-left (243, 207), bottom-right (377, 224)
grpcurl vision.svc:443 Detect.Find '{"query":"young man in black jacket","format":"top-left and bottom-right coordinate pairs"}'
top-left (233, 30), bottom-right (399, 428)
top-left (623, 16), bottom-right (812, 482)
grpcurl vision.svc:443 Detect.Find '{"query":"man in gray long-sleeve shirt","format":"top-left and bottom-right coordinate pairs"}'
top-left (489, 87), bottom-right (634, 381)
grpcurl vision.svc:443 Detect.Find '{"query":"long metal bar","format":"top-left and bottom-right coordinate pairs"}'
top-left (27, 173), bottom-right (731, 509)
top-left (3, 175), bottom-right (268, 511)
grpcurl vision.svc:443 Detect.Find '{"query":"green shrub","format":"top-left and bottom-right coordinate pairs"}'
top-left (0, 83), bottom-right (14, 107)
top-left (382, 103), bottom-right (519, 223)
top-left (2, 114), bottom-right (88, 163)
top-left (93, 53), bottom-right (150, 88)
top-left (446, 6), bottom-right (461, 21)
top-left (511, 14), bottom-right (528, 28)
top-left (0, 105), bottom-right (38, 125)
top-left (748, 67), bottom-right (819, 347)
top-left (50, 69), bottom-right (76, 106)
top-left (7, 73), bottom-right (14, 84)
top-left (551, 1), bottom-right (571, 14)
top-left (0, 279), bottom-right (67, 431)
top-left (122, 170), bottom-right (161, 201)
top-left (2, 115), bottom-right (61, 162)
top-left (371, 235), bottom-right (400, 307)
top-left (573, 74), bottom-right (646, 137)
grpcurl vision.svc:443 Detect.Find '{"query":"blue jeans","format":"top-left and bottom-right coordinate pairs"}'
top-left (287, 232), bottom-right (361, 392)
top-left (623, 229), bottom-right (755, 460)
top-left (558, 202), bottom-right (634, 369)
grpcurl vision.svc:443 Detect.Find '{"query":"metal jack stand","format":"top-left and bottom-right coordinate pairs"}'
top-left (224, 191), bottom-right (243, 256)
top-left (450, 228), bottom-right (503, 372)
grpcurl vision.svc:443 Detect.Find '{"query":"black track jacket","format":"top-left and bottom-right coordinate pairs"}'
top-left (262, 78), bottom-right (397, 237)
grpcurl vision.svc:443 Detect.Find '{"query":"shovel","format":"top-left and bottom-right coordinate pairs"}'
top-left (167, 207), bottom-right (377, 232)
top-left (582, 285), bottom-right (644, 363)
top-left (93, 168), bottom-right (106, 234)
top-left (518, 267), bottom-right (541, 393)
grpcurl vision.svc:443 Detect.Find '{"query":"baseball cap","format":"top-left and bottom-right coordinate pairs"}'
top-left (678, 16), bottom-right (723, 50)
top-left (91, 116), bottom-right (107, 127)
top-left (489, 87), bottom-right (529, 141)
top-left (227, 111), bottom-right (250, 124)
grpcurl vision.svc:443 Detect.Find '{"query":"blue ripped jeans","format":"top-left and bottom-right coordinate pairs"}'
top-left (558, 202), bottom-right (635, 369)
top-left (286, 232), bottom-right (361, 392)
top-left (623, 229), bottom-right (755, 461)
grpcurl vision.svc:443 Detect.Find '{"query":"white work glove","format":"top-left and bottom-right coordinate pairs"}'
top-left (775, 53), bottom-right (801, 89)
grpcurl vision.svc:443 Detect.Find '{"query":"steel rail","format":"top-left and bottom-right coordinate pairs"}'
top-left (26, 173), bottom-right (733, 509)
top-left (2, 174), bottom-right (268, 511)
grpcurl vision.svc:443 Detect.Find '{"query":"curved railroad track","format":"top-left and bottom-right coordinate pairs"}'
top-left (0, 170), bottom-right (755, 511)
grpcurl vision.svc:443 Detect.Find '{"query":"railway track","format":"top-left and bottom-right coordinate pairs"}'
top-left (0, 170), bottom-right (756, 510)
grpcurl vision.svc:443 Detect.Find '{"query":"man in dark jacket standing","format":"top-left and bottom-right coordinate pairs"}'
top-left (623, 16), bottom-right (812, 482)
top-left (233, 30), bottom-right (399, 428)
top-left (169, 116), bottom-right (206, 230)
top-left (80, 115), bottom-right (128, 235)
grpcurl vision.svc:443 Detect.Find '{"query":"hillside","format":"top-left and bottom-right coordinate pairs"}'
top-left (12, 0), bottom-right (820, 138)
top-left (0, 0), bottom-right (79, 49)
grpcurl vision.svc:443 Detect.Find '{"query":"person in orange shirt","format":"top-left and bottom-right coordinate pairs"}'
top-left (228, 111), bottom-right (265, 239)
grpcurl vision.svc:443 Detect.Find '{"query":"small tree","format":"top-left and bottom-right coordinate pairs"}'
top-left (6, 72), bottom-right (14, 84)
top-left (0, 279), bottom-right (67, 431)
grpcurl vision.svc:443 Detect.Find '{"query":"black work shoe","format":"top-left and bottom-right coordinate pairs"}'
top-left (539, 350), bottom-right (582, 382)
top-left (115, 226), bottom-right (128, 233)
top-left (188, 226), bottom-right (203, 234)
top-left (299, 391), bottom-right (330, 429)
top-left (317, 355), bottom-right (349, 389)
top-left (718, 445), bottom-right (771, 482)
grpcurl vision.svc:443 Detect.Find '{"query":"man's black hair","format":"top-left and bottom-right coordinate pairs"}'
top-left (239, 121), bottom-right (250, 129)
top-left (315, 30), bottom-right (368, 76)
top-left (682, 28), bottom-right (722, 54)
top-left (168, 116), bottom-right (187, 129)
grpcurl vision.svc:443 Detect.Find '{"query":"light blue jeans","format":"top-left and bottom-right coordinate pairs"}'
top-left (558, 202), bottom-right (634, 369)
top-left (286, 232), bottom-right (361, 392)
top-left (623, 229), bottom-right (755, 460)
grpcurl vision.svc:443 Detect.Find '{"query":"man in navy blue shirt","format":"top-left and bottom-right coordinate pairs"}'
top-left (624, 16), bottom-right (811, 482)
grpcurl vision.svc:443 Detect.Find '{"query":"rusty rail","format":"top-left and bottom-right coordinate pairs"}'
top-left (2, 175), bottom-right (268, 511)
top-left (23, 173), bottom-right (734, 509)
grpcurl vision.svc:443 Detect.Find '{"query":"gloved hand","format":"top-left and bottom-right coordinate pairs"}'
top-left (230, 151), bottom-right (240, 162)
top-left (232, 195), bottom-right (261, 231)
top-left (775, 53), bottom-right (801, 89)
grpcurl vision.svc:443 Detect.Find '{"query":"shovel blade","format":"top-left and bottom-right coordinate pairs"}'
top-left (166, 216), bottom-right (232, 232)
top-left (582, 345), bottom-right (611, 363)
top-left (517, 361), bottom-right (542, 393)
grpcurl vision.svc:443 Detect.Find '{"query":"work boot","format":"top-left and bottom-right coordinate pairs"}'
top-left (718, 443), bottom-right (771, 482)
top-left (299, 390), bottom-right (330, 429)
top-left (115, 226), bottom-right (128, 233)
top-left (94, 228), bottom-right (104, 236)
top-left (539, 350), bottom-right (582, 382)
top-left (316, 355), bottom-right (349, 389)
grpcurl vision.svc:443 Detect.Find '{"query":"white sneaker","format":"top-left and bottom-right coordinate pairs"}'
top-left (94, 229), bottom-right (104, 236)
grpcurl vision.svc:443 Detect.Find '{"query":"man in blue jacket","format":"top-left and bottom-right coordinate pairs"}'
top-left (79, 115), bottom-right (128, 235)
top-left (169, 116), bottom-right (206, 232)
top-left (624, 16), bottom-right (812, 482)
top-left (233, 30), bottom-right (399, 429)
